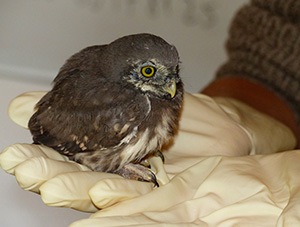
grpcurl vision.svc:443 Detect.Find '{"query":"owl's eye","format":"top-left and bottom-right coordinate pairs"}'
top-left (141, 66), bottom-right (156, 77)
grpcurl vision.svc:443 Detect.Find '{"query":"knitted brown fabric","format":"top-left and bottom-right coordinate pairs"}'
top-left (216, 0), bottom-right (300, 121)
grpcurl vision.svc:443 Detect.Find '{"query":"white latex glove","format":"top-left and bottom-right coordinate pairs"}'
top-left (0, 91), bottom-right (297, 225)
top-left (71, 149), bottom-right (300, 227)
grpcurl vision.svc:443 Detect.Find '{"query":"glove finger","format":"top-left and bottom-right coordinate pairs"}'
top-left (89, 178), bottom-right (153, 209)
top-left (14, 156), bottom-right (89, 193)
top-left (148, 156), bottom-right (170, 185)
top-left (8, 91), bottom-right (46, 128)
top-left (89, 156), bottom-right (170, 210)
top-left (40, 172), bottom-right (122, 212)
top-left (0, 143), bottom-right (69, 174)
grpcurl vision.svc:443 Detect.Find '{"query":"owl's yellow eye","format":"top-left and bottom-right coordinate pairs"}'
top-left (141, 66), bottom-right (156, 77)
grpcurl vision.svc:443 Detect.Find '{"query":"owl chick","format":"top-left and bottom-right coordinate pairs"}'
top-left (28, 33), bottom-right (183, 186)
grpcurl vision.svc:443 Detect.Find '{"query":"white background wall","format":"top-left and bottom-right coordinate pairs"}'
top-left (0, 0), bottom-right (247, 226)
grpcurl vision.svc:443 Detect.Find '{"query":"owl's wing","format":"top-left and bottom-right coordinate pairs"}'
top-left (28, 84), bottom-right (149, 156)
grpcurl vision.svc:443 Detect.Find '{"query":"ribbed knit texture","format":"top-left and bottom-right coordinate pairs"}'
top-left (216, 0), bottom-right (300, 120)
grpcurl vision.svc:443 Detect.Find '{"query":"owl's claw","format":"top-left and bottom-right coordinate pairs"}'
top-left (153, 150), bottom-right (165, 163)
top-left (115, 163), bottom-right (159, 187)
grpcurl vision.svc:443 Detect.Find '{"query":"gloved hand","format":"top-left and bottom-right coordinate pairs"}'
top-left (0, 91), bottom-right (297, 225)
top-left (71, 149), bottom-right (300, 227)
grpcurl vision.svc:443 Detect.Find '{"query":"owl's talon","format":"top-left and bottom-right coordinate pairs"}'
top-left (153, 150), bottom-right (165, 163)
top-left (115, 163), bottom-right (159, 187)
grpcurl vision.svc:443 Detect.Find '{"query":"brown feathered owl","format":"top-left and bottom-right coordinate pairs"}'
top-left (28, 33), bottom-right (183, 186)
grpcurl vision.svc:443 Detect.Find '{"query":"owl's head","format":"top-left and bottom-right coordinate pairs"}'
top-left (106, 33), bottom-right (182, 100)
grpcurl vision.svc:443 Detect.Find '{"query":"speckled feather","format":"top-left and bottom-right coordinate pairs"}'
top-left (28, 33), bottom-right (183, 174)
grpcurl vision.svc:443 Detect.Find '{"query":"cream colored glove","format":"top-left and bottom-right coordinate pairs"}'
top-left (71, 149), bottom-right (300, 226)
top-left (0, 91), bottom-right (297, 225)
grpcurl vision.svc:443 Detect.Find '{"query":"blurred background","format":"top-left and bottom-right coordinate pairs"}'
top-left (0, 0), bottom-right (247, 226)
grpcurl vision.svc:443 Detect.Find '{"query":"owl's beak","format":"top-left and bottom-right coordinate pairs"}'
top-left (163, 79), bottom-right (177, 98)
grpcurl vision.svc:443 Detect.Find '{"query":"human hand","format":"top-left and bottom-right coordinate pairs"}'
top-left (69, 93), bottom-right (299, 226)
top-left (70, 149), bottom-right (300, 226)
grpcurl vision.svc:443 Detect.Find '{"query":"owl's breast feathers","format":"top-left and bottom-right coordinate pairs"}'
top-left (117, 92), bottom-right (183, 167)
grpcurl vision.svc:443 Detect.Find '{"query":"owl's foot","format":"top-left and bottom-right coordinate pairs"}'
top-left (115, 163), bottom-right (159, 187)
top-left (113, 150), bottom-right (164, 187)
